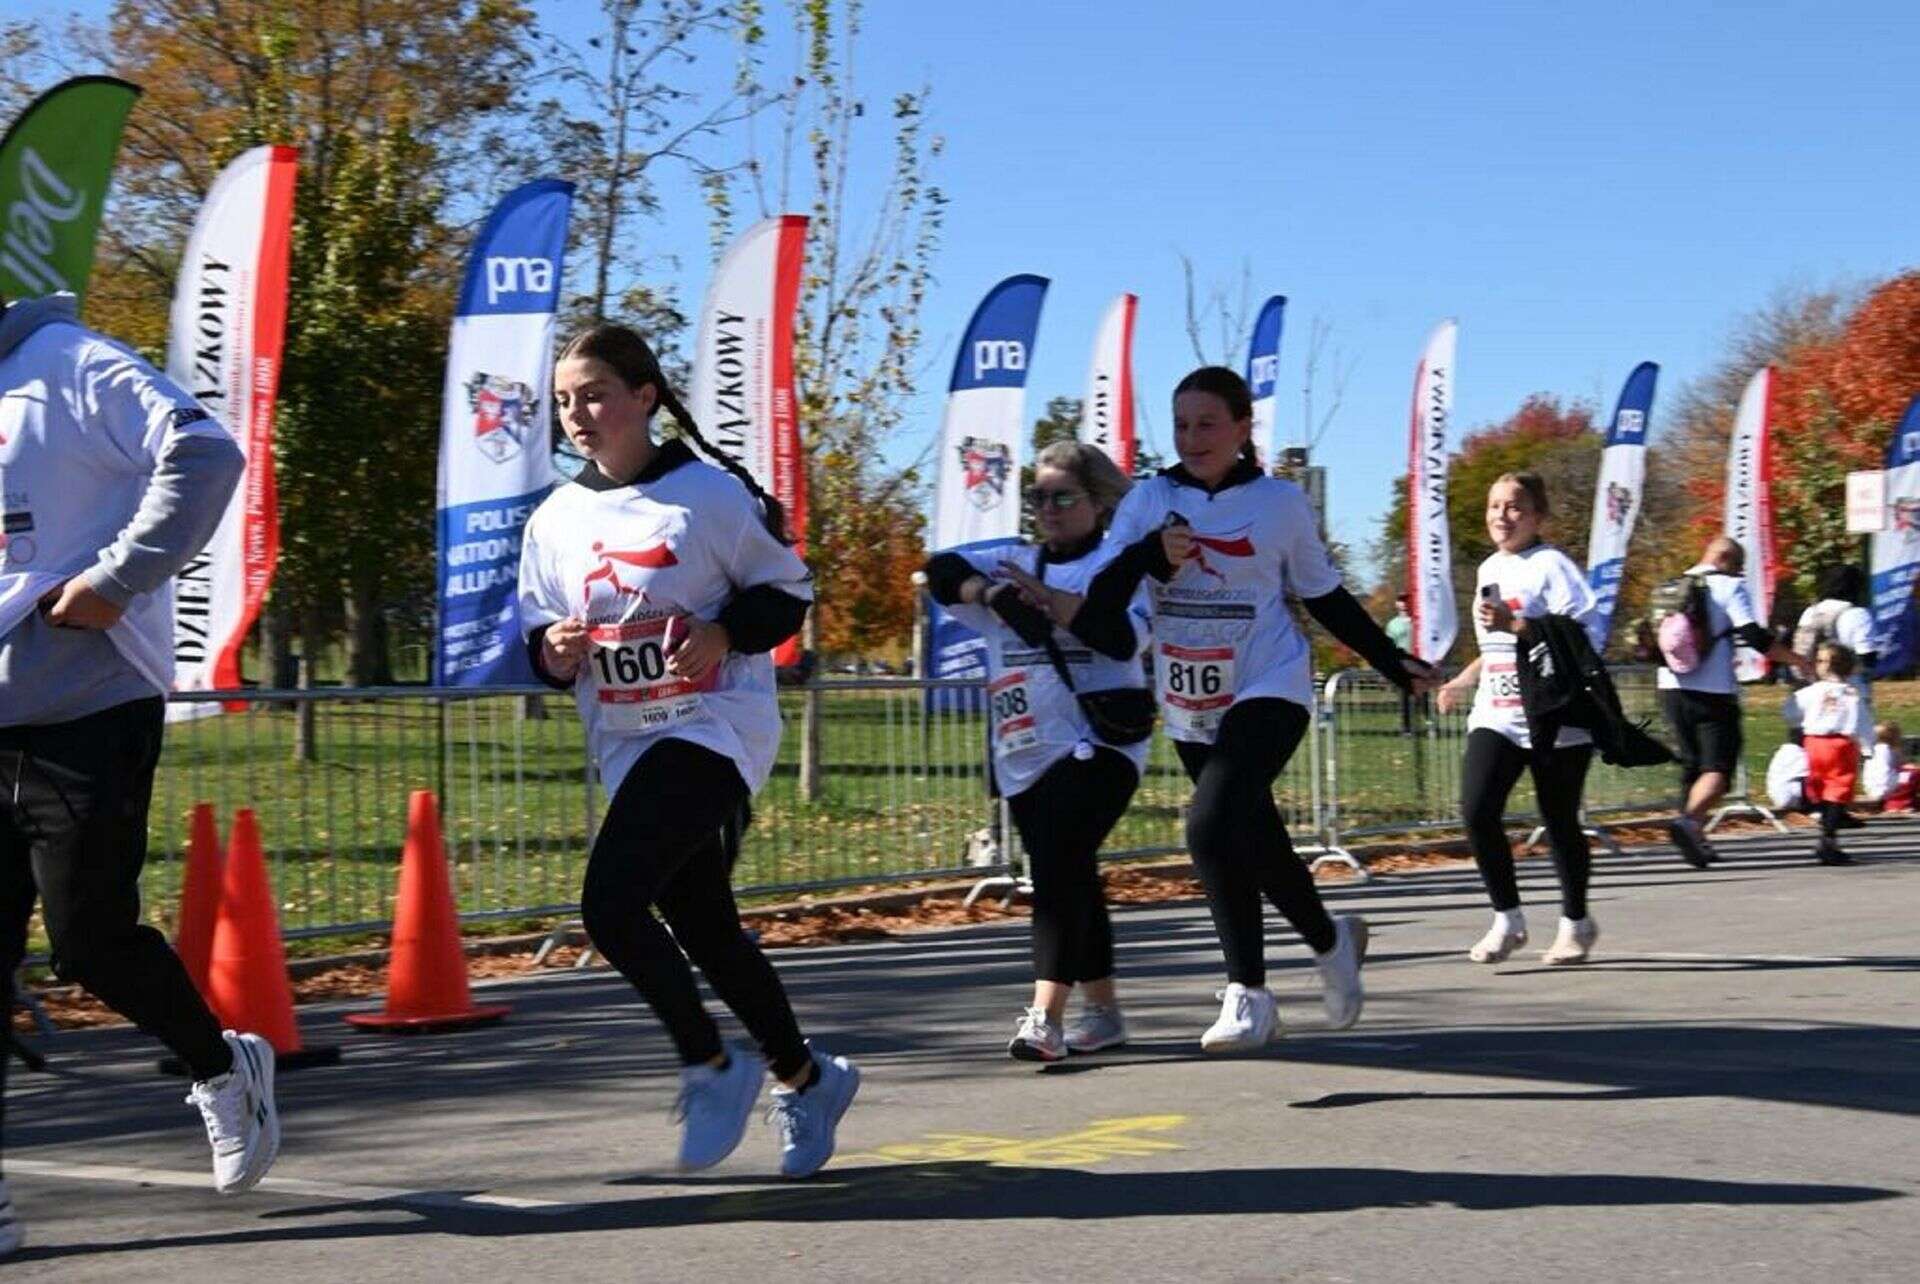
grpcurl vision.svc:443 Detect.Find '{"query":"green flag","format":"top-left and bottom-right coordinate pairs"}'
top-left (0, 75), bottom-right (141, 306)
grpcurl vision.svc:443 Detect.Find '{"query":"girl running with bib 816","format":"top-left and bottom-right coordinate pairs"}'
top-left (923, 441), bottom-right (1151, 1062)
top-left (1435, 472), bottom-right (1605, 966)
top-left (1013, 367), bottom-right (1435, 1051)
top-left (518, 325), bottom-right (856, 1179)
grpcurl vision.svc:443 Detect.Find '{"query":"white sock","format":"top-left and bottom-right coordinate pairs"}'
top-left (1495, 908), bottom-right (1527, 935)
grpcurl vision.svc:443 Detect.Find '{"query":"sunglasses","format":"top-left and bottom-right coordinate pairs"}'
top-left (1024, 487), bottom-right (1086, 511)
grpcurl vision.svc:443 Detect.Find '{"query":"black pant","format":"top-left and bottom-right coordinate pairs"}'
top-left (582, 737), bottom-right (810, 1081)
top-left (1174, 698), bottom-right (1336, 985)
top-left (1007, 747), bottom-right (1138, 984)
top-left (1460, 728), bottom-right (1595, 919)
top-left (1, 697), bottom-right (231, 1171)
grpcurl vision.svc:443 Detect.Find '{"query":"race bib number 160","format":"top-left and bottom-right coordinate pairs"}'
top-left (587, 617), bottom-right (714, 731)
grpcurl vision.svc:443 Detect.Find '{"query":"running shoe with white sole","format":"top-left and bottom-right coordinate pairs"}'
top-left (1668, 817), bottom-right (1717, 869)
top-left (674, 1047), bottom-right (765, 1172)
top-left (1468, 920), bottom-right (1529, 964)
top-left (1008, 1007), bottom-right (1067, 1062)
top-left (767, 1051), bottom-right (860, 1179)
top-left (1064, 1003), bottom-right (1129, 1054)
top-left (1540, 915), bottom-right (1599, 965)
top-left (1200, 982), bottom-right (1279, 1052)
top-left (1315, 915), bottom-right (1369, 1030)
top-left (0, 1178), bottom-right (21, 1259)
top-left (185, 1030), bottom-right (280, 1195)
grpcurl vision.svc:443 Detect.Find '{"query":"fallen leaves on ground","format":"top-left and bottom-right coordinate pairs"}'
top-left (5, 810), bottom-right (1822, 1035)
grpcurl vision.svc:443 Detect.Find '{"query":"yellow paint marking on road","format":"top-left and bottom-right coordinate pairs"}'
top-left (838, 1114), bottom-right (1188, 1168)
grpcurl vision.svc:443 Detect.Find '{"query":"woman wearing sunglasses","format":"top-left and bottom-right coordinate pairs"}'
top-left (1012, 368), bottom-right (1435, 1050)
top-left (921, 441), bottom-right (1151, 1062)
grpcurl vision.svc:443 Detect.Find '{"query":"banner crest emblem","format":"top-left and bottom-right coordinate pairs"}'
top-left (959, 435), bottom-right (1011, 510)
top-left (466, 372), bottom-right (535, 463)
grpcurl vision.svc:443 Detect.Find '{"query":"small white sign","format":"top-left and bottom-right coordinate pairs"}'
top-left (1846, 469), bottom-right (1888, 534)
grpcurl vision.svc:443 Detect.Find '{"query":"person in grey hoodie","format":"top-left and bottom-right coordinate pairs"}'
top-left (0, 292), bottom-right (280, 1257)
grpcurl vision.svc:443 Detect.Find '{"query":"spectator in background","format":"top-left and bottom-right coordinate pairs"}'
top-left (1793, 564), bottom-right (1877, 746)
top-left (1386, 594), bottom-right (1418, 733)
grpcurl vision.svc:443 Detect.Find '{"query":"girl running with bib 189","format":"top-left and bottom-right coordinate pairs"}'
top-left (1435, 472), bottom-right (1605, 965)
top-left (518, 325), bottom-right (855, 1178)
top-left (1013, 367), bottom-right (1435, 1050)
top-left (923, 441), bottom-right (1151, 1062)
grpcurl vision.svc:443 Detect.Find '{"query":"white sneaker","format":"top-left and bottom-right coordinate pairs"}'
top-left (1064, 1003), bottom-right (1129, 1054)
top-left (1008, 1007), bottom-right (1066, 1062)
top-left (673, 1047), bottom-right (765, 1172)
top-left (1468, 920), bottom-right (1529, 964)
top-left (185, 1030), bottom-right (279, 1195)
top-left (0, 1178), bottom-right (22, 1258)
top-left (767, 1051), bottom-right (860, 1179)
top-left (1200, 982), bottom-right (1279, 1052)
top-left (1315, 916), bottom-right (1369, 1030)
top-left (1541, 916), bottom-right (1599, 965)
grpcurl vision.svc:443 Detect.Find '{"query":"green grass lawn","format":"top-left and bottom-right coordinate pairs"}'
top-left (124, 672), bottom-right (1920, 949)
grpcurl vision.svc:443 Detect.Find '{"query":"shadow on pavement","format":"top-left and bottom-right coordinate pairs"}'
top-left (12, 1160), bottom-right (1902, 1261)
top-left (1281, 1022), bottom-right (1920, 1116)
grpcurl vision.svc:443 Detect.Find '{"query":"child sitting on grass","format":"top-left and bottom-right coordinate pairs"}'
top-left (1785, 642), bottom-right (1868, 865)
top-left (1863, 720), bottom-right (1920, 813)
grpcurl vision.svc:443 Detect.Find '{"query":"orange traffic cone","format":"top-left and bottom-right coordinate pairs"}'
top-left (203, 808), bottom-right (341, 1070)
top-left (174, 803), bottom-right (224, 998)
top-left (346, 791), bottom-right (509, 1033)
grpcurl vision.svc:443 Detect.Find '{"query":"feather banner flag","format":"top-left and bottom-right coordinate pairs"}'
top-left (1406, 320), bottom-right (1458, 663)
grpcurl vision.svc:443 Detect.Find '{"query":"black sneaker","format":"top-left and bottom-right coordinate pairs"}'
top-left (1667, 818), bottom-right (1715, 869)
top-left (1833, 809), bottom-right (1866, 831)
top-left (1815, 839), bottom-right (1854, 866)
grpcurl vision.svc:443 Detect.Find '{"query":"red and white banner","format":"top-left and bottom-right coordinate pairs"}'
top-left (1079, 292), bottom-right (1136, 473)
top-left (690, 214), bottom-right (809, 664)
top-left (1406, 319), bottom-right (1458, 663)
top-left (168, 144), bottom-right (296, 714)
top-left (1725, 366), bottom-right (1777, 682)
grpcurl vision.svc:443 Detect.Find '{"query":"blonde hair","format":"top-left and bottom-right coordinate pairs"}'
top-left (1033, 440), bottom-right (1133, 524)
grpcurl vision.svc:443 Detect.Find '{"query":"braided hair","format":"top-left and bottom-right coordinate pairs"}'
top-left (558, 324), bottom-right (793, 544)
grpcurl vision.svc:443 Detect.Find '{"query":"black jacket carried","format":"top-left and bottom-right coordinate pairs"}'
top-left (1516, 614), bottom-right (1674, 768)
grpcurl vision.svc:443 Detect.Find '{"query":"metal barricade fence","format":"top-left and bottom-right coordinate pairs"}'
top-left (1318, 664), bottom-right (1683, 846)
top-left (136, 666), bottom-right (1751, 946)
top-left (148, 680), bottom-right (1001, 943)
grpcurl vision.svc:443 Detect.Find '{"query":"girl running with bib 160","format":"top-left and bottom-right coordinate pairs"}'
top-left (1014, 367), bottom-right (1435, 1050)
top-left (518, 325), bottom-right (855, 1179)
top-left (923, 441), bottom-right (1152, 1063)
top-left (1435, 472), bottom-right (1605, 965)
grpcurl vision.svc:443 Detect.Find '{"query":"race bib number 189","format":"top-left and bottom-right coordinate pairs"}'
top-left (1158, 642), bottom-right (1235, 741)
top-left (587, 617), bottom-right (715, 731)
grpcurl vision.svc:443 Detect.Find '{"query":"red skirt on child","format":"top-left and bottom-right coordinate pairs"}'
top-left (1804, 734), bottom-right (1860, 805)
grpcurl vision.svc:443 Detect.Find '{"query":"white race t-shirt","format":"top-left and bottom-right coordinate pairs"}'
top-left (1657, 567), bottom-right (1756, 695)
top-left (1786, 679), bottom-right (1867, 742)
top-left (939, 536), bottom-right (1151, 796)
top-left (1863, 742), bottom-right (1900, 801)
top-left (517, 456), bottom-right (812, 797)
top-left (1468, 543), bottom-right (1601, 750)
top-left (1103, 468), bottom-right (1341, 743)
top-left (1797, 598), bottom-right (1875, 725)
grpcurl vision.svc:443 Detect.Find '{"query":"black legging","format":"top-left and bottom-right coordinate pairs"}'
top-left (1174, 698), bottom-right (1336, 985)
top-left (2, 698), bottom-right (233, 1174)
top-left (581, 737), bottom-right (810, 1081)
top-left (1460, 728), bottom-right (1595, 919)
top-left (1007, 747), bottom-right (1138, 983)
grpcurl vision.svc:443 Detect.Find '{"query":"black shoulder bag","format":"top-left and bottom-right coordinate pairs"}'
top-left (1034, 554), bottom-right (1156, 746)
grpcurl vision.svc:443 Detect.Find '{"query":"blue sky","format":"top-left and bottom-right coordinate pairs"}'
top-left (26, 1), bottom-right (1920, 576)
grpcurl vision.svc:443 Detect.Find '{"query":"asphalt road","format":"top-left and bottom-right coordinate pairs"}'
top-left (5, 819), bottom-right (1917, 1282)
